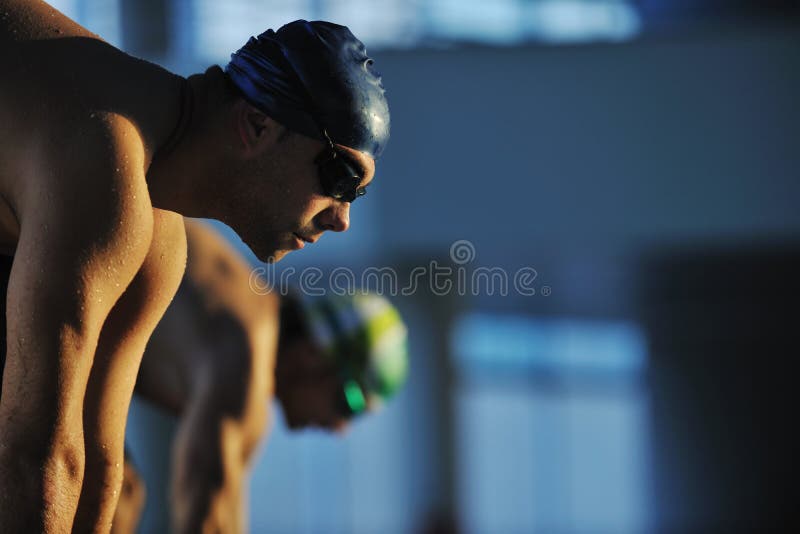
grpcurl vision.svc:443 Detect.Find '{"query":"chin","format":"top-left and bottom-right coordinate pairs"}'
top-left (269, 249), bottom-right (291, 263)
top-left (238, 234), bottom-right (284, 263)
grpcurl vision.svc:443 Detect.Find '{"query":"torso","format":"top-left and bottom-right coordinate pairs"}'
top-left (0, 0), bottom-right (184, 253)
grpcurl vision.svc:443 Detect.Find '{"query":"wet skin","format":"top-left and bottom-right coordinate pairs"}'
top-left (124, 221), bottom-right (350, 534)
top-left (0, 2), bottom-right (188, 529)
top-left (0, 1), bottom-right (372, 532)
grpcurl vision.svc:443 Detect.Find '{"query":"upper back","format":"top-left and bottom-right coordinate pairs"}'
top-left (0, 1), bottom-right (185, 252)
top-left (0, 0), bottom-right (183, 181)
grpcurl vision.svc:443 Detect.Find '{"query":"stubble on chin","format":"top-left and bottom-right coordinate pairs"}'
top-left (266, 250), bottom-right (288, 263)
top-left (252, 241), bottom-right (285, 264)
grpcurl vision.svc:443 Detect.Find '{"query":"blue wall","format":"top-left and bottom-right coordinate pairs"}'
top-left (127, 16), bottom-right (800, 534)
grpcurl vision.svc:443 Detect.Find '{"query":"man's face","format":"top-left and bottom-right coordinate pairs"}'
top-left (222, 131), bottom-right (376, 263)
top-left (276, 337), bottom-right (356, 433)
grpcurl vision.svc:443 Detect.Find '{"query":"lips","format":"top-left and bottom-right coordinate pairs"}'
top-left (294, 233), bottom-right (318, 244)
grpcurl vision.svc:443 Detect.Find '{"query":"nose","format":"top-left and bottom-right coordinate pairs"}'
top-left (318, 201), bottom-right (350, 233)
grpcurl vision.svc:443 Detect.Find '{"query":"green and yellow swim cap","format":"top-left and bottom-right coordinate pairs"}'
top-left (300, 293), bottom-right (409, 414)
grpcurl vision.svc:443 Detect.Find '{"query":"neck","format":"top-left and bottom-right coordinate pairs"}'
top-left (146, 66), bottom-right (233, 216)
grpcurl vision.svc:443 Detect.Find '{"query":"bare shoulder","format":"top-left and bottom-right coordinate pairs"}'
top-left (184, 218), bottom-right (281, 356)
top-left (184, 219), bottom-right (247, 271)
top-left (4, 112), bottom-right (155, 309)
top-left (136, 210), bottom-right (187, 298)
top-left (184, 219), bottom-right (278, 329)
top-left (0, 0), bottom-right (100, 44)
top-left (2, 117), bottom-right (159, 370)
top-left (31, 112), bottom-right (154, 246)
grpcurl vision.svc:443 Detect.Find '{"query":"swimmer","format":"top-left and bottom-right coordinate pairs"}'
top-left (119, 220), bottom-right (408, 533)
top-left (0, 1), bottom-right (390, 530)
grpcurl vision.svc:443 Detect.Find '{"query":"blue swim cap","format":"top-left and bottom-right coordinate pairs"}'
top-left (226, 20), bottom-right (390, 159)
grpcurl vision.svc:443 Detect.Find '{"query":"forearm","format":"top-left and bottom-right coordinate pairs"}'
top-left (0, 331), bottom-right (100, 533)
top-left (74, 208), bottom-right (186, 532)
top-left (110, 459), bottom-right (147, 534)
top-left (73, 338), bottom-right (146, 533)
top-left (172, 477), bottom-right (217, 534)
top-left (74, 444), bottom-right (126, 534)
top-left (171, 406), bottom-right (249, 534)
top-left (172, 475), bottom-right (246, 534)
top-left (171, 429), bottom-right (235, 534)
top-left (0, 437), bottom-right (85, 533)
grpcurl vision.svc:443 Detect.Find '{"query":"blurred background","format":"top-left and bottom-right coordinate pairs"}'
top-left (50, 0), bottom-right (799, 532)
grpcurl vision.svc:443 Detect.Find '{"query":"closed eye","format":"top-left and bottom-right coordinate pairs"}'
top-left (337, 151), bottom-right (369, 186)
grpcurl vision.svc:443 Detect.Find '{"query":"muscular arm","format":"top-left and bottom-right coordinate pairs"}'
top-left (171, 385), bottom-right (265, 534)
top-left (74, 209), bottom-right (186, 532)
top-left (0, 116), bottom-right (154, 532)
top-left (110, 456), bottom-right (147, 534)
top-left (141, 221), bottom-right (277, 534)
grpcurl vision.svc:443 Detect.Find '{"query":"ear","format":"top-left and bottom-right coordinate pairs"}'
top-left (233, 99), bottom-right (286, 156)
